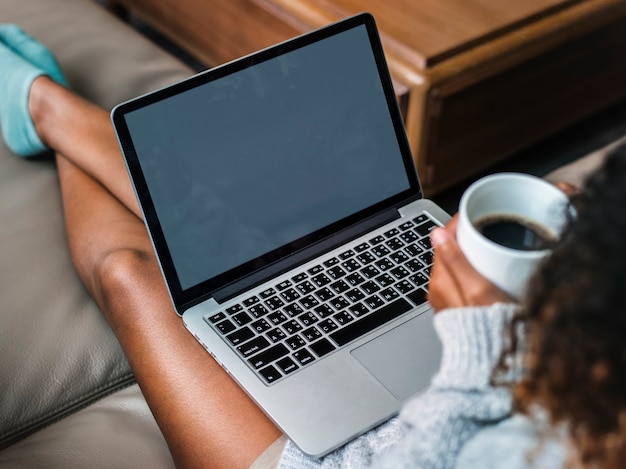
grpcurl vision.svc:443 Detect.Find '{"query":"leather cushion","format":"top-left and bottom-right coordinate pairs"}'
top-left (0, 0), bottom-right (190, 448)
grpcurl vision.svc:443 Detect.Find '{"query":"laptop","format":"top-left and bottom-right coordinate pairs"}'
top-left (111, 13), bottom-right (450, 457)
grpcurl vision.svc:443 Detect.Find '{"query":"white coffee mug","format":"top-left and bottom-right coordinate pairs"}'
top-left (457, 173), bottom-right (571, 300)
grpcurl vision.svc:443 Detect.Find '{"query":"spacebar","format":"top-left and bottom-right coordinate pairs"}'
top-left (330, 298), bottom-right (412, 347)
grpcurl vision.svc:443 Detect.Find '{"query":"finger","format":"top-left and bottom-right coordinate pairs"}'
top-left (428, 227), bottom-right (465, 311)
top-left (553, 181), bottom-right (580, 198)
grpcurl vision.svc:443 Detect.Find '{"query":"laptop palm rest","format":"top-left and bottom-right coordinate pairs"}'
top-left (351, 312), bottom-right (442, 400)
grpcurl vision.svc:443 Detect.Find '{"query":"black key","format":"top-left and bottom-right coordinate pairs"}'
top-left (215, 319), bottom-right (236, 335)
top-left (374, 258), bottom-right (394, 271)
top-left (341, 258), bottom-right (361, 272)
top-left (419, 251), bottom-right (434, 266)
top-left (407, 288), bottom-right (428, 306)
top-left (338, 250), bottom-right (355, 260)
top-left (308, 265), bottom-right (324, 275)
top-left (346, 272), bottom-right (365, 286)
top-left (415, 220), bottom-right (438, 236)
top-left (330, 297), bottom-right (350, 311)
top-left (418, 237), bottom-right (432, 250)
top-left (314, 304), bottom-right (334, 318)
top-left (280, 288), bottom-right (301, 302)
top-left (299, 295), bottom-right (319, 309)
top-left (405, 259), bottom-right (425, 272)
top-left (260, 288), bottom-right (276, 299)
top-left (248, 343), bottom-right (289, 369)
top-left (409, 272), bottom-right (429, 287)
top-left (251, 318), bottom-right (272, 333)
top-left (315, 287), bottom-right (335, 302)
top-left (207, 312), bottom-right (226, 323)
top-left (226, 327), bottom-right (255, 345)
top-left (277, 280), bottom-right (293, 290)
top-left (310, 338), bottom-right (336, 357)
top-left (248, 304), bottom-right (268, 318)
top-left (390, 251), bottom-right (409, 264)
top-left (380, 287), bottom-right (400, 301)
top-left (298, 312), bottom-right (319, 327)
top-left (354, 242), bottom-right (370, 253)
top-left (372, 245), bottom-right (391, 258)
top-left (375, 273), bottom-right (395, 287)
top-left (345, 288), bottom-right (365, 302)
top-left (259, 365), bottom-right (282, 384)
top-left (395, 280), bottom-right (415, 294)
top-left (384, 228), bottom-right (400, 238)
top-left (267, 327), bottom-right (286, 343)
top-left (390, 265), bottom-right (410, 280)
top-left (349, 303), bottom-right (369, 317)
top-left (404, 243), bottom-right (423, 257)
top-left (276, 357), bottom-right (299, 374)
top-left (369, 235), bottom-right (385, 245)
top-left (283, 320), bottom-right (302, 335)
top-left (293, 349), bottom-right (315, 365)
top-left (399, 221), bottom-right (415, 231)
top-left (364, 295), bottom-right (385, 310)
top-left (400, 231), bottom-right (418, 243)
top-left (333, 311), bottom-right (354, 326)
top-left (285, 335), bottom-right (307, 350)
top-left (327, 266), bottom-right (346, 279)
top-left (233, 311), bottom-right (253, 326)
top-left (330, 279), bottom-right (351, 294)
top-left (283, 303), bottom-right (304, 317)
top-left (330, 298), bottom-right (412, 346)
top-left (265, 296), bottom-right (285, 310)
top-left (312, 273), bottom-right (332, 287)
top-left (243, 296), bottom-right (259, 307)
top-left (413, 214), bottom-right (429, 225)
top-left (323, 257), bottom-right (339, 267)
top-left (318, 318), bottom-right (338, 333)
top-left (385, 238), bottom-right (404, 251)
top-left (356, 252), bottom-right (376, 265)
top-left (302, 326), bottom-right (322, 342)
top-left (360, 265), bottom-right (380, 279)
top-left (226, 304), bottom-right (243, 315)
top-left (238, 336), bottom-right (270, 357)
top-left (267, 311), bottom-right (288, 325)
top-left (361, 280), bottom-right (380, 295)
top-left (291, 273), bottom-right (308, 283)
top-left (296, 280), bottom-right (316, 294)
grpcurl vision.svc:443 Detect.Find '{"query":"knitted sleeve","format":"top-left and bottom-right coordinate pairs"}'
top-left (276, 303), bottom-right (517, 469)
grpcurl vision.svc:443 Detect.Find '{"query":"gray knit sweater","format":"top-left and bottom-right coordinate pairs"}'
top-left (277, 303), bottom-right (567, 469)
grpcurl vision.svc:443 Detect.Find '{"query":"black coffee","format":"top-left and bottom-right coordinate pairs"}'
top-left (474, 214), bottom-right (558, 251)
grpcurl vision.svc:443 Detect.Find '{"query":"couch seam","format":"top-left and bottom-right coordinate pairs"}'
top-left (0, 372), bottom-right (136, 450)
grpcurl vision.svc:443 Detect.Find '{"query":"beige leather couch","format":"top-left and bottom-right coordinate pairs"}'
top-left (0, 0), bottom-right (191, 466)
top-left (0, 0), bottom-right (617, 467)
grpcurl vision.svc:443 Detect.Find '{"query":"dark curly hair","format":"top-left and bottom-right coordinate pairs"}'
top-left (498, 142), bottom-right (626, 468)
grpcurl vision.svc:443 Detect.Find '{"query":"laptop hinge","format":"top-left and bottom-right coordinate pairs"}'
top-left (211, 207), bottom-right (401, 303)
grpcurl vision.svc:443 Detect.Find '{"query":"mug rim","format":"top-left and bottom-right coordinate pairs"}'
top-left (458, 172), bottom-right (568, 257)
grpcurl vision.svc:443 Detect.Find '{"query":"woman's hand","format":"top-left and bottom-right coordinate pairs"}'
top-left (427, 215), bottom-right (513, 313)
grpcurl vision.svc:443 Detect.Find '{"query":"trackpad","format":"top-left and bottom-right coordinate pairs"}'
top-left (351, 313), bottom-right (442, 400)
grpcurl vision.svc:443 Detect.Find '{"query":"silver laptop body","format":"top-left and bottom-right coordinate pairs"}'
top-left (111, 13), bottom-right (450, 457)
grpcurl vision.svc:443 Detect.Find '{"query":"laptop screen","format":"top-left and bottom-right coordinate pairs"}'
top-left (114, 15), bottom-right (421, 308)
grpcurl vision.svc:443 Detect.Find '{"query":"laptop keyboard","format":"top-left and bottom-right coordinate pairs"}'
top-left (204, 213), bottom-right (438, 384)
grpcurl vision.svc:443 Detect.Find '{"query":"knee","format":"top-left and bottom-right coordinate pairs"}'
top-left (93, 247), bottom-right (154, 312)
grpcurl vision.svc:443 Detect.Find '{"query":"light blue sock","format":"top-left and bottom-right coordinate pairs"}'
top-left (0, 25), bottom-right (68, 87)
top-left (0, 25), bottom-right (68, 157)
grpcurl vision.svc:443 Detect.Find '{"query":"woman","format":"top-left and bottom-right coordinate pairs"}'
top-left (1, 24), bottom-right (624, 468)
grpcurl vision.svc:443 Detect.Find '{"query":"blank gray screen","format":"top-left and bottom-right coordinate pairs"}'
top-left (125, 25), bottom-right (410, 290)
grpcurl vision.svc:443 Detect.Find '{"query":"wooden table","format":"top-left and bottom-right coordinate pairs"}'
top-left (107, 0), bottom-right (626, 195)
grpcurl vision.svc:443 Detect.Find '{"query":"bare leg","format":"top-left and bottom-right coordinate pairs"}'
top-left (30, 77), bottom-right (282, 468)
top-left (30, 77), bottom-right (141, 218)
